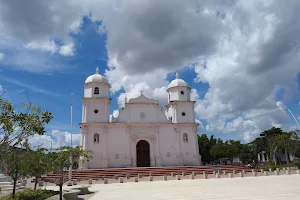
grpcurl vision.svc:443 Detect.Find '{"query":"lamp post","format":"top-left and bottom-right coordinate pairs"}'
top-left (67, 93), bottom-right (74, 186)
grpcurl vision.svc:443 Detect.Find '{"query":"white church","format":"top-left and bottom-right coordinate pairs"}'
top-left (79, 68), bottom-right (201, 168)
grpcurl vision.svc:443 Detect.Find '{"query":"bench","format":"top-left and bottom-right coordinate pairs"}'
top-left (69, 185), bottom-right (91, 195)
top-left (63, 189), bottom-right (80, 200)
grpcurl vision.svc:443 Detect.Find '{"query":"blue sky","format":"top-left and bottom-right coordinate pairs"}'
top-left (0, 0), bottom-right (300, 148)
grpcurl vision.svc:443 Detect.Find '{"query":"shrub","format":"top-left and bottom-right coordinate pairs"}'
top-left (0, 189), bottom-right (59, 200)
top-left (259, 163), bottom-right (297, 171)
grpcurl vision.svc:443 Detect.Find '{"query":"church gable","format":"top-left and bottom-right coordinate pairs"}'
top-left (128, 93), bottom-right (156, 104)
top-left (114, 103), bottom-right (170, 124)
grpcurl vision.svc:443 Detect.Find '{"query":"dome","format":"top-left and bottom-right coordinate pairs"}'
top-left (167, 73), bottom-right (189, 90)
top-left (85, 67), bottom-right (109, 84)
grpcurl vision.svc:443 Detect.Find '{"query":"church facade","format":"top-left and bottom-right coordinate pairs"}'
top-left (79, 68), bottom-right (201, 168)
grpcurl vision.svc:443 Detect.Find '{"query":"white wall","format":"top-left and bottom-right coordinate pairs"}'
top-left (168, 86), bottom-right (190, 102)
top-left (82, 99), bottom-right (110, 123)
top-left (84, 83), bottom-right (109, 98)
top-left (82, 124), bottom-right (200, 168)
top-left (116, 104), bottom-right (170, 124)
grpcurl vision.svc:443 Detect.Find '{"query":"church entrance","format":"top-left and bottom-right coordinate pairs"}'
top-left (136, 140), bottom-right (150, 167)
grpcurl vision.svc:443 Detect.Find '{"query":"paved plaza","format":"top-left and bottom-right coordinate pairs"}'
top-left (43, 174), bottom-right (300, 200)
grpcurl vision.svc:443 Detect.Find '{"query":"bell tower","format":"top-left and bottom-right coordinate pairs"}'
top-left (82, 67), bottom-right (111, 123)
top-left (166, 73), bottom-right (195, 123)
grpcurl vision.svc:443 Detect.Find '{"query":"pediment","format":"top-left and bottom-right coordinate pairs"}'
top-left (128, 93), bottom-right (156, 104)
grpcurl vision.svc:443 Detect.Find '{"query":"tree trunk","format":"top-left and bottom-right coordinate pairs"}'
top-left (59, 184), bottom-right (63, 200)
top-left (34, 176), bottom-right (38, 190)
top-left (59, 169), bottom-right (64, 200)
top-left (12, 178), bottom-right (17, 199)
top-left (285, 148), bottom-right (289, 164)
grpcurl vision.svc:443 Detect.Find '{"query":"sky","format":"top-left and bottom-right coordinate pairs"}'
top-left (0, 0), bottom-right (299, 149)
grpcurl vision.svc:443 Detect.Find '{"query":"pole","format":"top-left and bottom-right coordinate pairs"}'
top-left (68, 93), bottom-right (74, 186)
top-left (71, 93), bottom-right (74, 146)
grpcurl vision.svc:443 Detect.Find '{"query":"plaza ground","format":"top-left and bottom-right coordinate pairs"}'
top-left (41, 173), bottom-right (300, 200)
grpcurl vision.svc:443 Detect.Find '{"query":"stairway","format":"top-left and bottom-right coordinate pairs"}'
top-left (42, 165), bottom-right (254, 181)
top-left (0, 172), bottom-right (25, 194)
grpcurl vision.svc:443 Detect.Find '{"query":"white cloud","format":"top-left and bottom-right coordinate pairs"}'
top-left (59, 43), bottom-right (75, 56)
top-left (276, 101), bottom-right (287, 111)
top-left (0, 52), bottom-right (4, 60)
top-left (25, 40), bottom-right (75, 56)
top-left (289, 126), bottom-right (300, 132)
top-left (1, 0), bottom-right (299, 142)
top-left (25, 40), bottom-right (58, 53)
top-left (0, 84), bottom-right (3, 92)
top-left (28, 129), bottom-right (81, 150)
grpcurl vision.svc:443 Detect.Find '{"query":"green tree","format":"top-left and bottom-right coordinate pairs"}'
top-left (272, 131), bottom-right (299, 164)
top-left (260, 127), bottom-right (283, 161)
top-left (226, 140), bottom-right (243, 160)
top-left (24, 148), bottom-right (51, 189)
top-left (0, 147), bottom-right (29, 199)
top-left (0, 98), bottom-right (53, 150)
top-left (45, 146), bottom-right (92, 200)
top-left (210, 141), bottom-right (227, 163)
top-left (239, 144), bottom-right (254, 163)
top-left (198, 134), bottom-right (217, 164)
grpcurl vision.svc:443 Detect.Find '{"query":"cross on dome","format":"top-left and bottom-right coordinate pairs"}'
top-left (96, 67), bottom-right (99, 74)
top-left (140, 90), bottom-right (143, 94)
top-left (175, 72), bottom-right (180, 79)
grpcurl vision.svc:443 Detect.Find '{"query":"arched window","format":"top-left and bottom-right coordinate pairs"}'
top-left (94, 133), bottom-right (99, 143)
top-left (94, 87), bottom-right (99, 94)
top-left (183, 133), bottom-right (188, 142)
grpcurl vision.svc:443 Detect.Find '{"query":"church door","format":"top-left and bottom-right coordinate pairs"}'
top-left (136, 140), bottom-right (150, 167)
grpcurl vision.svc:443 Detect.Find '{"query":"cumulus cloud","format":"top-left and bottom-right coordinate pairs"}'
top-left (59, 43), bottom-right (75, 56)
top-left (28, 129), bottom-right (81, 150)
top-left (25, 40), bottom-right (59, 54)
top-left (1, 0), bottom-right (299, 142)
top-left (276, 101), bottom-right (287, 111)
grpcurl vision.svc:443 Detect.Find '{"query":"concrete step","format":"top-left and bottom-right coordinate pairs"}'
top-left (0, 182), bottom-right (13, 186)
top-left (42, 165), bottom-right (253, 181)
top-left (0, 185), bottom-right (25, 191)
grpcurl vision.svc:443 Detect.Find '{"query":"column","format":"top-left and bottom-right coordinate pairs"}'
top-left (175, 128), bottom-right (183, 165)
top-left (102, 126), bottom-right (108, 168)
top-left (155, 130), bottom-right (162, 166)
top-left (126, 126), bottom-right (132, 167)
top-left (150, 138), bottom-right (155, 167)
top-left (132, 138), bottom-right (137, 167)
top-left (262, 153), bottom-right (266, 162)
top-left (194, 126), bottom-right (201, 165)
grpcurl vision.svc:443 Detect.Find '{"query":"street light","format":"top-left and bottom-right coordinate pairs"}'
top-left (67, 93), bottom-right (74, 186)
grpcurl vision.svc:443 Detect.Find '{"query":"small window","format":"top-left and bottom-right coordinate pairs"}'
top-left (94, 133), bottom-right (99, 143)
top-left (180, 91), bottom-right (184, 95)
top-left (94, 87), bottom-right (99, 94)
top-left (182, 112), bottom-right (186, 116)
top-left (94, 109), bottom-right (98, 114)
top-left (183, 133), bottom-right (188, 142)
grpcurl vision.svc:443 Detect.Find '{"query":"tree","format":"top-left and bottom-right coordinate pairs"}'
top-left (0, 147), bottom-right (29, 199)
top-left (239, 144), bottom-right (255, 163)
top-left (24, 148), bottom-right (51, 189)
top-left (0, 98), bottom-right (53, 150)
top-left (253, 127), bottom-right (284, 164)
top-left (198, 134), bottom-right (217, 164)
top-left (272, 131), bottom-right (299, 164)
top-left (45, 146), bottom-right (92, 200)
top-left (210, 141), bottom-right (227, 163)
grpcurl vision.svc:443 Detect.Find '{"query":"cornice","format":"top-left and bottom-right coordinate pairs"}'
top-left (79, 122), bottom-right (199, 128)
